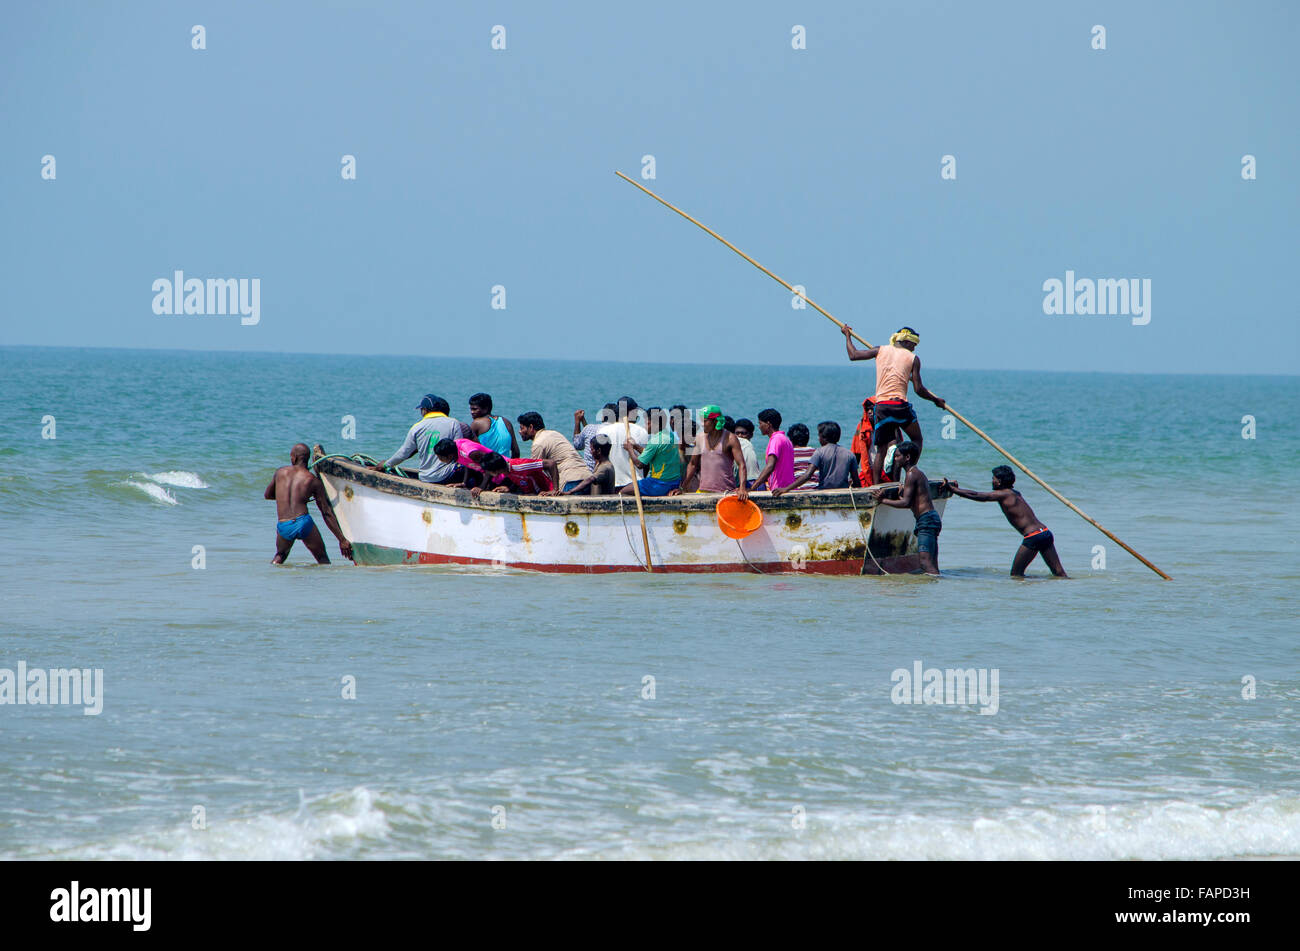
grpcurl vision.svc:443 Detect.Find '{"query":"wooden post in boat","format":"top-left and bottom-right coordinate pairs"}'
top-left (626, 417), bottom-right (654, 572)
top-left (615, 171), bottom-right (1171, 580)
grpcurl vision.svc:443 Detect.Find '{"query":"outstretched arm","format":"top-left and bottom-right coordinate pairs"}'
top-left (911, 356), bottom-right (945, 408)
top-left (772, 464), bottom-right (812, 497)
top-left (552, 471), bottom-right (596, 496)
top-left (841, 324), bottom-right (879, 362)
top-left (312, 478), bottom-right (353, 560)
top-left (942, 479), bottom-right (1002, 502)
top-left (375, 427), bottom-right (418, 471)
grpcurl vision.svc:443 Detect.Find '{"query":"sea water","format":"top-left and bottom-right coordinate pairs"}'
top-left (1, 346), bottom-right (1297, 859)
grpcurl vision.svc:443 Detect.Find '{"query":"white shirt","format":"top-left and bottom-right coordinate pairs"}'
top-left (735, 437), bottom-right (760, 484)
top-left (598, 421), bottom-right (650, 487)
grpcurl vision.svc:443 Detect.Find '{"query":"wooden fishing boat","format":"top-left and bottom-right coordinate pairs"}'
top-left (312, 453), bottom-right (950, 574)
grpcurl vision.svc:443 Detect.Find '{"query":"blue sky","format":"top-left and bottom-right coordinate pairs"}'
top-left (2, 1), bottom-right (1296, 373)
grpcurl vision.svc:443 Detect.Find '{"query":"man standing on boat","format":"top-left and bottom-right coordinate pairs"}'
top-left (265, 444), bottom-right (353, 564)
top-left (942, 467), bottom-right (1068, 578)
top-left (371, 394), bottom-right (466, 484)
top-left (840, 325), bottom-right (946, 485)
top-left (870, 442), bottom-right (940, 575)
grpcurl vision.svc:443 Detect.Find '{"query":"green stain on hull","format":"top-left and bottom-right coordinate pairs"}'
top-left (351, 542), bottom-right (418, 566)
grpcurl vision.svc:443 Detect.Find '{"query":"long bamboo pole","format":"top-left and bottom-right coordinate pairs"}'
top-left (626, 417), bottom-right (654, 572)
top-left (615, 170), bottom-right (1171, 580)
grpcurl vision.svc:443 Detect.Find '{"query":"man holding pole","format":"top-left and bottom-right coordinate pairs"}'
top-left (621, 407), bottom-right (682, 496)
top-left (613, 170), bottom-right (1170, 581)
top-left (840, 324), bottom-right (946, 485)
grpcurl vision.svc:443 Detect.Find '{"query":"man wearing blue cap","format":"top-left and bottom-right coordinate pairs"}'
top-left (372, 394), bottom-right (469, 484)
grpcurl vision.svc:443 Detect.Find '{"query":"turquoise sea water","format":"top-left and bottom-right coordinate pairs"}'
top-left (1, 346), bottom-right (1298, 859)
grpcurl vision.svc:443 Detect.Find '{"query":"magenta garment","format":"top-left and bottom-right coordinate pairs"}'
top-left (455, 437), bottom-right (491, 471)
top-left (763, 431), bottom-right (796, 489)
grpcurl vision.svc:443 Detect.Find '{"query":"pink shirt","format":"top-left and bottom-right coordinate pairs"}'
top-left (763, 431), bottom-right (796, 490)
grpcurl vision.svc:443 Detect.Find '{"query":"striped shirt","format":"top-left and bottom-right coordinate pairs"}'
top-left (792, 445), bottom-right (819, 488)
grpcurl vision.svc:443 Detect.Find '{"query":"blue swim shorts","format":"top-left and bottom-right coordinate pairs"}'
top-left (276, 513), bottom-right (316, 541)
top-left (637, 477), bottom-right (681, 497)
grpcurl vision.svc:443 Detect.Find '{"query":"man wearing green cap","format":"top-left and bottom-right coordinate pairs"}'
top-left (673, 405), bottom-right (748, 500)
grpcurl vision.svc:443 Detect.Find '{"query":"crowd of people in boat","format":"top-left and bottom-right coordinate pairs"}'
top-left (270, 324), bottom-right (1067, 577)
top-left (368, 392), bottom-right (895, 502)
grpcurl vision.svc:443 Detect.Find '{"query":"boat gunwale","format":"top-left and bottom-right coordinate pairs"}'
top-left (315, 457), bottom-right (951, 516)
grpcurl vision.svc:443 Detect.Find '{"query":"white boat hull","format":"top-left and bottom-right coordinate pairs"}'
top-left (315, 457), bottom-right (948, 574)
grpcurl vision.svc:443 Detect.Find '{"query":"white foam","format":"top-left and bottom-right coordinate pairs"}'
top-left (607, 795), bottom-right (1300, 861)
top-left (144, 471), bottom-right (209, 489)
top-left (52, 787), bottom-right (390, 861)
top-left (124, 480), bottom-right (179, 506)
top-left (23, 789), bottom-right (1300, 861)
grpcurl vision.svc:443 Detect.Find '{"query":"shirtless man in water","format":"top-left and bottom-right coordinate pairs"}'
top-left (264, 444), bottom-right (353, 564)
top-left (870, 441), bottom-right (941, 575)
top-left (943, 465), bottom-right (1067, 577)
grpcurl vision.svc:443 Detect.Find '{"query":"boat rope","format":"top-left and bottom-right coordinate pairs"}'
top-left (735, 538), bottom-right (765, 574)
top-left (616, 496), bottom-right (647, 570)
top-left (849, 487), bottom-right (890, 575)
top-left (308, 452), bottom-right (407, 477)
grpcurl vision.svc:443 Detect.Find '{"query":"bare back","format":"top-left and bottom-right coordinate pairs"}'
top-left (273, 465), bottom-right (321, 521)
top-left (995, 489), bottom-right (1046, 535)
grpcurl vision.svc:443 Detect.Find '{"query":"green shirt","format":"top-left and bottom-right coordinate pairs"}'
top-left (638, 430), bottom-right (682, 481)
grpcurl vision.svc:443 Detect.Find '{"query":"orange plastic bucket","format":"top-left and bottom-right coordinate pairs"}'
top-left (716, 496), bottom-right (762, 539)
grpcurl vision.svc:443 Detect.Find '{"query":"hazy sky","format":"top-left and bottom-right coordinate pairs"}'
top-left (2, 1), bottom-right (1296, 373)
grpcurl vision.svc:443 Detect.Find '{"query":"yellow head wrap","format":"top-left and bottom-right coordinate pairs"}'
top-left (890, 327), bottom-right (920, 347)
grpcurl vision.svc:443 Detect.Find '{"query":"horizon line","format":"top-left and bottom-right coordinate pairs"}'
top-left (1, 342), bottom-right (1296, 379)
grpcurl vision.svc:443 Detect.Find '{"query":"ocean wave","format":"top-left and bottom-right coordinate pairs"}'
top-left (122, 480), bottom-right (179, 506)
top-left (41, 787), bottom-right (389, 861)
top-left (19, 788), bottom-right (1300, 861)
top-left (607, 795), bottom-right (1300, 861)
top-left (143, 470), bottom-right (210, 489)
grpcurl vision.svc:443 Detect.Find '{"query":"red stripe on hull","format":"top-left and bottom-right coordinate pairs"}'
top-left (365, 547), bottom-right (919, 575)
